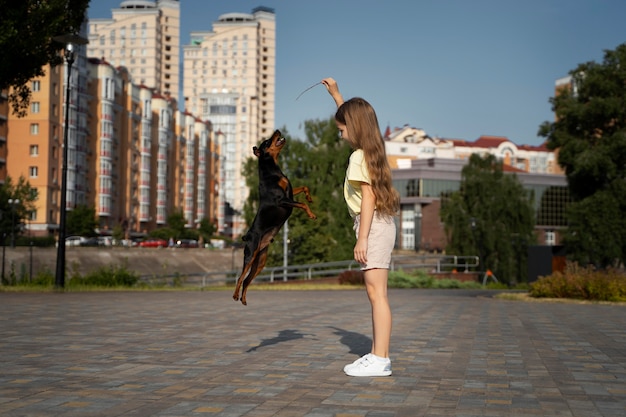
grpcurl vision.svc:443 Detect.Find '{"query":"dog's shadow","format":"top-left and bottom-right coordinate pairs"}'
top-left (246, 329), bottom-right (315, 353)
top-left (329, 326), bottom-right (371, 356)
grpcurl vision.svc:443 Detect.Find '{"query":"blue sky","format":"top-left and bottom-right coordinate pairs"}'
top-left (89, 0), bottom-right (626, 146)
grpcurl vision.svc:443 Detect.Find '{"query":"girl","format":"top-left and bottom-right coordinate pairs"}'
top-left (322, 77), bottom-right (400, 377)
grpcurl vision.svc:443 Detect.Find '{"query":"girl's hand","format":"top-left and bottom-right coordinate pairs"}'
top-left (354, 237), bottom-right (368, 265)
top-left (322, 77), bottom-right (344, 107)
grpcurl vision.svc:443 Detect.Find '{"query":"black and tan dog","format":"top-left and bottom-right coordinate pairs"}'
top-left (233, 130), bottom-right (317, 305)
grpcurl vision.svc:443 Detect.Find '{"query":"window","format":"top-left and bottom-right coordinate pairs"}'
top-left (32, 80), bottom-right (40, 92)
top-left (29, 145), bottom-right (39, 156)
top-left (31, 102), bottom-right (40, 113)
top-left (29, 166), bottom-right (38, 178)
top-left (103, 78), bottom-right (115, 100)
top-left (30, 123), bottom-right (39, 135)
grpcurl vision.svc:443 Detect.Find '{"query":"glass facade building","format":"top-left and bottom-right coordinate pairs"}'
top-left (392, 158), bottom-right (570, 251)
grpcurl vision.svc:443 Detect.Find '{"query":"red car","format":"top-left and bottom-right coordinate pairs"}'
top-left (138, 238), bottom-right (167, 248)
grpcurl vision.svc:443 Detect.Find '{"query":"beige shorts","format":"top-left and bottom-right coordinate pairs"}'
top-left (353, 213), bottom-right (396, 270)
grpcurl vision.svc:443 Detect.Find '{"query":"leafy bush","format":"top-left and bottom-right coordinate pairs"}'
top-left (68, 265), bottom-right (139, 287)
top-left (29, 270), bottom-right (56, 286)
top-left (432, 278), bottom-right (461, 289)
top-left (388, 269), bottom-right (482, 289)
top-left (389, 269), bottom-right (434, 288)
top-left (16, 235), bottom-right (56, 247)
top-left (529, 263), bottom-right (626, 301)
top-left (338, 268), bottom-right (484, 289)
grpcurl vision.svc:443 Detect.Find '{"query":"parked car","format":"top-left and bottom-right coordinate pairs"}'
top-left (65, 236), bottom-right (86, 246)
top-left (97, 236), bottom-right (113, 246)
top-left (175, 239), bottom-right (199, 248)
top-left (138, 238), bottom-right (167, 248)
top-left (82, 237), bottom-right (99, 246)
top-left (65, 236), bottom-right (98, 247)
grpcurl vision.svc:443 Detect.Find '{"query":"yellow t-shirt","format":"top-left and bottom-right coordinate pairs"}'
top-left (344, 149), bottom-right (371, 218)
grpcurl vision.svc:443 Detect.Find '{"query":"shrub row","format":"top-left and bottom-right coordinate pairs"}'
top-left (10, 265), bottom-right (139, 288)
top-left (338, 269), bottom-right (483, 289)
top-left (529, 263), bottom-right (626, 302)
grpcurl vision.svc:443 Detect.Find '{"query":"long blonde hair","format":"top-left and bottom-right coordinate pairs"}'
top-left (336, 97), bottom-right (400, 217)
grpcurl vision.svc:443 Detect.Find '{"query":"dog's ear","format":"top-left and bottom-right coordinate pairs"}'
top-left (253, 146), bottom-right (261, 157)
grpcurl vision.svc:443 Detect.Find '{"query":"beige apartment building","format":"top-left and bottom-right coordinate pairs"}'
top-left (86, 57), bottom-right (216, 236)
top-left (88, 0), bottom-right (180, 100)
top-left (173, 112), bottom-right (220, 231)
top-left (182, 6), bottom-right (276, 238)
top-left (6, 40), bottom-right (91, 236)
top-left (5, 49), bottom-right (215, 239)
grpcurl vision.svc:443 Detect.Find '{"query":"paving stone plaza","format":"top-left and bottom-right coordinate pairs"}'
top-left (1, 289), bottom-right (625, 416)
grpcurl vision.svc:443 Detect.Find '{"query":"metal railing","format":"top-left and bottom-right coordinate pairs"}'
top-left (138, 254), bottom-right (479, 288)
top-left (390, 254), bottom-right (479, 273)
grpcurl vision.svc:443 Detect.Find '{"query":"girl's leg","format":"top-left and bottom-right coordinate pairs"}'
top-left (363, 268), bottom-right (391, 358)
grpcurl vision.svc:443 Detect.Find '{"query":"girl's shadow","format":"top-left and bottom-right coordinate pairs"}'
top-left (329, 326), bottom-right (371, 356)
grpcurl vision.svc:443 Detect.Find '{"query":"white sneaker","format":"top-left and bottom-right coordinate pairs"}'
top-left (343, 353), bottom-right (373, 373)
top-left (344, 354), bottom-right (392, 377)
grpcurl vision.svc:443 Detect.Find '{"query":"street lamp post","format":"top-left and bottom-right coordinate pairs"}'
top-left (52, 34), bottom-right (88, 289)
top-left (470, 217), bottom-right (482, 270)
top-left (29, 241), bottom-right (33, 282)
top-left (8, 198), bottom-right (20, 248)
top-left (1, 233), bottom-right (5, 283)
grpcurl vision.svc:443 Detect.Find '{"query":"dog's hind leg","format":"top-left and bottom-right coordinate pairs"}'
top-left (292, 186), bottom-right (313, 202)
top-left (240, 246), bottom-right (270, 306)
top-left (233, 245), bottom-right (257, 302)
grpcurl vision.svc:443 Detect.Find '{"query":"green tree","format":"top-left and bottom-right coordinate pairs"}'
top-left (0, 176), bottom-right (39, 244)
top-left (539, 43), bottom-right (626, 268)
top-left (440, 154), bottom-right (536, 284)
top-left (198, 218), bottom-right (216, 241)
top-left (112, 224), bottom-right (125, 243)
top-left (66, 205), bottom-right (97, 236)
top-left (0, 0), bottom-right (91, 115)
top-left (166, 210), bottom-right (186, 238)
top-left (241, 120), bottom-right (354, 267)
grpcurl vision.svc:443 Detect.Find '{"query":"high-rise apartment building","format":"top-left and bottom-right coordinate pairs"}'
top-left (182, 7), bottom-right (276, 238)
top-left (5, 52), bottom-right (215, 240)
top-left (86, 57), bottom-right (215, 236)
top-left (6, 36), bottom-right (90, 236)
top-left (88, 0), bottom-right (180, 99)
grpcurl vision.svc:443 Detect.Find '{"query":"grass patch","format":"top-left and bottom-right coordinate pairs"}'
top-left (494, 291), bottom-right (626, 305)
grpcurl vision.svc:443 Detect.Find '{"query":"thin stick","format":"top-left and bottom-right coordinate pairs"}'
top-left (295, 82), bottom-right (322, 101)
